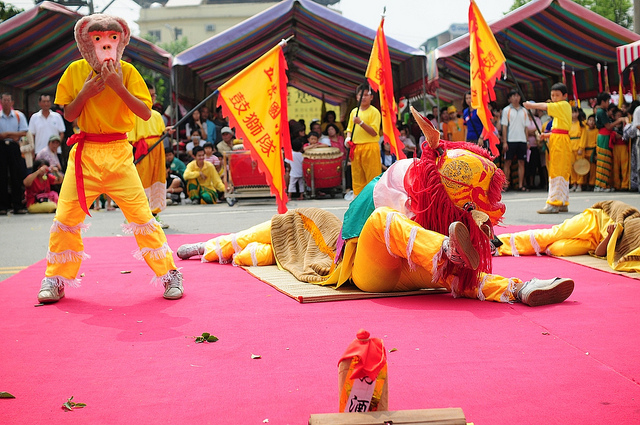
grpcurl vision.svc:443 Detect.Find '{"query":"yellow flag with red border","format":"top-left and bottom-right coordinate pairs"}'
top-left (469, 0), bottom-right (505, 157)
top-left (217, 44), bottom-right (292, 213)
top-left (365, 17), bottom-right (405, 159)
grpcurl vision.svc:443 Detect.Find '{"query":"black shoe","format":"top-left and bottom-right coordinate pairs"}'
top-left (13, 209), bottom-right (27, 214)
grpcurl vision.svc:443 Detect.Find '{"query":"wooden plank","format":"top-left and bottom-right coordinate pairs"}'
top-left (309, 408), bottom-right (467, 425)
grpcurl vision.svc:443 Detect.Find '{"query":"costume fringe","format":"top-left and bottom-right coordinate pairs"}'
top-left (46, 275), bottom-right (82, 288)
top-left (384, 212), bottom-right (400, 258)
top-left (510, 234), bottom-right (519, 257)
top-left (406, 226), bottom-right (418, 271)
top-left (548, 175), bottom-right (570, 205)
top-left (450, 276), bottom-right (461, 298)
top-left (249, 243), bottom-right (259, 267)
top-left (230, 233), bottom-right (241, 255)
top-left (133, 242), bottom-right (172, 261)
top-left (500, 278), bottom-right (518, 303)
top-left (529, 230), bottom-right (542, 256)
top-left (50, 220), bottom-right (91, 234)
top-left (149, 268), bottom-right (180, 287)
top-left (122, 218), bottom-right (160, 236)
top-left (405, 140), bottom-right (502, 293)
top-left (216, 238), bottom-right (231, 264)
top-left (477, 274), bottom-right (488, 301)
top-left (47, 250), bottom-right (90, 264)
top-left (431, 247), bottom-right (445, 284)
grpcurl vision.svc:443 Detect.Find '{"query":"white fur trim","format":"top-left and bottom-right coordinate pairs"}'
top-left (384, 212), bottom-right (399, 258)
top-left (450, 276), bottom-right (460, 298)
top-left (547, 175), bottom-right (570, 206)
top-left (477, 274), bottom-right (488, 301)
top-left (122, 218), bottom-right (161, 236)
top-left (510, 234), bottom-right (519, 257)
top-left (149, 268), bottom-right (181, 287)
top-left (406, 226), bottom-right (419, 271)
top-left (50, 220), bottom-right (91, 234)
top-left (133, 242), bottom-right (172, 261)
top-left (47, 250), bottom-right (90, 264)
top-left (529, 230), bottom-right (542, 256)
top-left (500, 278), bottom-right (518, 303)
top-left (47, 275), bottom-right (82, 288)
top-left (431, 246), bottom-right (445, 284)
top-left (215, 238), bottom-right (231, 264)
top-left (145, 181), bottom-right (167, 212)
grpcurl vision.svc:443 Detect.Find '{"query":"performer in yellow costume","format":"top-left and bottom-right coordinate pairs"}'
top-left (177, 107), bottom-right (575, 307)
top-left (345, 83), bottom-right (382, 195)
top-left (128, 82), bottom-right (166, 215)
top-left (568, 107), bottom-right (586, 191)
top-left (582, 114), bottom-right (598, 188)
top-left (524, 83), bottom-right (572, 214)
top-left (38, 14), bottom-right (183, 304)
top-left (497, 200), bottom-right (640, 273)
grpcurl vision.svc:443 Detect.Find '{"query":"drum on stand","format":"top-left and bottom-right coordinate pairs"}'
top-left (302, 147), bottom-right (344, 196)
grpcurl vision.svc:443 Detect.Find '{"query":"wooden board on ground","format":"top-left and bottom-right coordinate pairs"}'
top-left (308, 407), bottom-right (467, 425)
top-left (242, 265), bottom-right (449, 303)
top-left (551, 255), bottom-right (640, 280)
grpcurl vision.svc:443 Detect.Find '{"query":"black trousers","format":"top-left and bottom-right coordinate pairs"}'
top-left (0, 140), bottom-right (27, 211)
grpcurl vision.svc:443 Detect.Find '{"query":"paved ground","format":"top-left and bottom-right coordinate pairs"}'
top-left (2, 188), bottom-right (639, 282)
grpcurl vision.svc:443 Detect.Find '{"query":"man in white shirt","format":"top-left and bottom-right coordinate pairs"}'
top-left (501, 89), bottom-right (529, 191)
top-left (28, 94), bottom-right (65, 154)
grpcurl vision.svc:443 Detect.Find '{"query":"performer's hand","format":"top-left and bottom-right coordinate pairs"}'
top-left (80, 71), bottom-right (105, 98)
top-left (354, 116), bottom-right (363, 125)
top-left (101, 60), bottom-right (124, 90)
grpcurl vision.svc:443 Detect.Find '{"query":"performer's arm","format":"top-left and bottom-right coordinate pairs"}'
top-left (64, 72), bottom-right (105, 122)
top-left (101, 61), bottom-right (151, 121)
top-left (353, 116), bottom-right (378, 137)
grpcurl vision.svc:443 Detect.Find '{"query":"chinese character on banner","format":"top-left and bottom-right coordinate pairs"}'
top-left (217, 44), bottom-right (292, 213)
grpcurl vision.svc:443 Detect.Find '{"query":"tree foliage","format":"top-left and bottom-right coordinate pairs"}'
top-left (508, 0), bottom-right (632, 29)
top-left (0, 1), bottom-right (23, 22)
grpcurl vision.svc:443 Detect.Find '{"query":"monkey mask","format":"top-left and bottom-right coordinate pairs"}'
top-left (74, 14), bottom-right (131, 72)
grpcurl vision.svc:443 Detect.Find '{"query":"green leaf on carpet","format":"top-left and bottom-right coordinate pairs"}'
top-left (389, 348), bottom-right (398, 353)
top-left (0, 392), bottom-right (16, 398)
top-left (194, 332), bottom-right (218, 344)
top-left (62, 396), bottom-right (86, 411)
top-left (251, 354), bottom-right (262, 359)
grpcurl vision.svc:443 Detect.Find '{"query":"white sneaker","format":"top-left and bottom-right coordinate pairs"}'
top-left (517, 277), bottom-right (574, 306)
top-left (177, 242), bottom-right (205, 260)
top-left (38, 277), bottom-right (65, 303)
top-left (163, 270), bottom-right (184, 300)
top-left (575, 185), bottom-right (582, 192)
top-left (569, 185), bottom-right (577, 192)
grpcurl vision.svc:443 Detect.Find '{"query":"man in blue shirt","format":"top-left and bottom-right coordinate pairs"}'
top-left (0, 93), bottom-right (29, 214)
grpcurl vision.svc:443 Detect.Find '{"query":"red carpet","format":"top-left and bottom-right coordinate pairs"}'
top-left (1, 230), bottom-right (639, 424)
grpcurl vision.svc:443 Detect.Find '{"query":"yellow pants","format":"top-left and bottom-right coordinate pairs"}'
top-left (351, 142), bottom-right (382, 195)
top-left (498, 208), bottom-right (605, 257)
top-left (546, 133), bottom-right (571, 207)
top-left (203, 207), bottom-right (521, 303)
top-left (612, 144), bottom-right (630, 190)
top-left (135, 137), bottom-right (166, 215)
top-left (581, 147), bottom-right (596, 186)
top-left (45, 140), bottom-right (176, 285)
top-left (570, 149), bottom-right (583, 185)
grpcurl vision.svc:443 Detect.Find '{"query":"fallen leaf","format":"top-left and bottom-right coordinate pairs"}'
top-left (34, 303), bottom-right (44, 307)
top-left (80, 273), bottom-right (85, 277)
top-left (542, 331), bottom-right (549, 335)
top-left (120, 271), bottom-right (131, 274)
top-left (0, 392), bottom-right (15, 399)
top-left (389, 348), bottom-right (398, 353)
top-left (251, 354), bottom-right (261, 359)
top-left (62, 396), bottom-right (86, 411)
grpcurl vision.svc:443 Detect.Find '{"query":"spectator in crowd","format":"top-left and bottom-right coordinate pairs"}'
top-left (321, 110), bottom-right (344, 135)
top-left (186, 109), bottom-right (206, 142)
top-left (36, 134), bottom-right (63, 172)
top-left (324, 123), bottom-right (346, 156)
top-left (183, 145), bottom-right (225, 204)
top-left (569, 106), bottom-right (587, 192)
top-left (216, 127), bottom-right (237, 153)
top-left (303, 131), bottom-right (325, 152)
top-left (212, 106), bottom-right (228, 143)
top-left (439, 107), bottom-right (449, 135)
top-left (462, 91), bottom-right (484, 147)
top-left (583, 114), bottom-right (598, 191)
top-left (524, 109), bottom-right (544, 190)
top-left (594, 92), bottom-right (625, 192)
top-left (28, 94), bottom-right (65, 154)
top-left (23, 158), bottom-right (62, 213)
top-left (166, 165), bottom-right (184, 205)
top-left (285, 137), bottom-right (305, 200)
top-left (399, 124), bottom-right (417, 158)
top-left (165, 147), bottom-right (186, 180)
top-left (380, 141), bottom-right (396, 172)
top-left (501, 89), bottom-right (529, 192)
top-left (309, 120), bottom-right (322, 136)
top-left (0, 92), bottom-right (28, 215)
top-left (612, 107), bottom-right (633, 191)
top-left (443, 106), bottom-right (466, 141)
top-left (200, 106), bottom-right (217, 144)
top-left (185, 128), bottom-right (204, 159)
top-left (203, 142), bottom-right (221, 172)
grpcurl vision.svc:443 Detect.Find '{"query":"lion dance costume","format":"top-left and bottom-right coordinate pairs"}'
top-left (177, 107), bottom-right (573, 306)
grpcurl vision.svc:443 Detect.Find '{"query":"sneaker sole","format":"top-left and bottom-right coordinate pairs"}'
top-left (38, 291), bottom-right (65, 303)
top-left (163, 292), bottom-right (183, 300)
top-left (525, 278), bottom-right (574, 307)
top-left (449, 222), bottom-right (480, 270)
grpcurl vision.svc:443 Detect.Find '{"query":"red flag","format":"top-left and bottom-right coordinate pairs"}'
top-left (604, 63), bottom-right (610, 92)
top-left (597, 63), bottom-right (603, 93)
top-left (365, 17), bottom-right (405, 159)
top-left (217, 44), bottom-right (292, 213)
top-left (631, 67), bottom-right (637, 101)
top-left (571, 70), bottom-right (580, 108)
top-left (469, 0), bottom-right (505, 157)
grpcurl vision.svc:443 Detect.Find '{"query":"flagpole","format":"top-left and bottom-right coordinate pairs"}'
top-left (504, 61), bottom-right (541, 134)
top-left (134, 89), bottom-right (220, 165)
